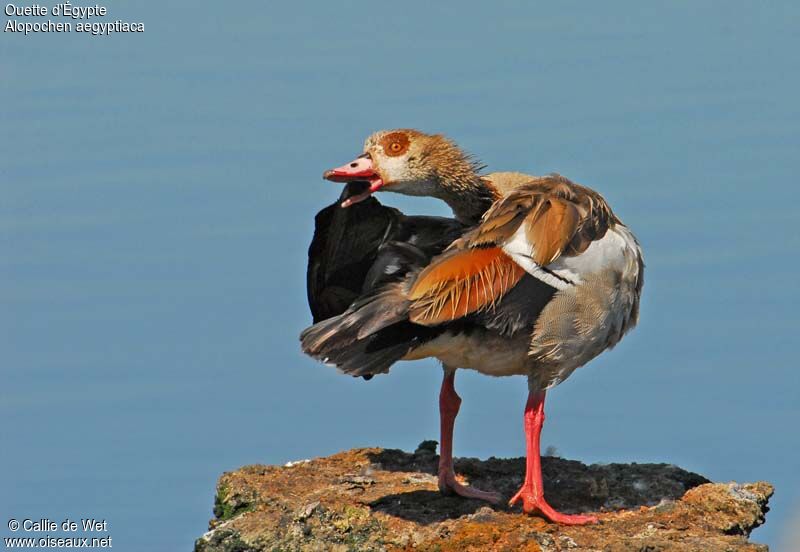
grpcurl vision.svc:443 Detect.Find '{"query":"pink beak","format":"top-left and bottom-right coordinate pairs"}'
top-left (323, 156), bottom-right (384, 207)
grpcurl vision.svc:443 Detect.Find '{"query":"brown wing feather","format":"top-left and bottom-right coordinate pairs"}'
top-left (458, 174), bottom-right (616, 266)
top-left (460, 192), bottom-right (535, 248)
top-left (525, 197), bottom-right (581, 265)
top-left (408, 247), bottom-right (525, 326)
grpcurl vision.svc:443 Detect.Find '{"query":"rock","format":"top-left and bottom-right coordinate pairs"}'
top-left (195, 444), bottom-right (773, 552)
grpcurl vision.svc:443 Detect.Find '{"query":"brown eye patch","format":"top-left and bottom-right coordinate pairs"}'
top-left (380, 132), bottom-right (410, 157)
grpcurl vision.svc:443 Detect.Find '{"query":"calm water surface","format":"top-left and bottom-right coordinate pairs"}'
top-left (2, 2), bottom-right (798, 550)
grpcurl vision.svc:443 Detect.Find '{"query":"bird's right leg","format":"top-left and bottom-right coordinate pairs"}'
top-left (508, 388), bottom-right (598, 524)
top-left (437, 366), bottom-right (501, 503)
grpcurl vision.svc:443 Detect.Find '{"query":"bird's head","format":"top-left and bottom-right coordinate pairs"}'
top-left (323, 129), bottom-right (484, 208)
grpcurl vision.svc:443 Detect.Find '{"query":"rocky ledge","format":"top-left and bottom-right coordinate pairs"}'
top-left (195, 442), bottom-right (772, 551)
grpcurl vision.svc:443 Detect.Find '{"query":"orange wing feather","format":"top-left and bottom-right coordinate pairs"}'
top-left (408, 247), bottom-right (525, 326)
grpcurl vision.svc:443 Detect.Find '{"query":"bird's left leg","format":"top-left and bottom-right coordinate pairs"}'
top-left (437, 366), bottom-right (501, 503)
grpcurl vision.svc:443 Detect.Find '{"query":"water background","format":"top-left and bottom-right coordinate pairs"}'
top-left (3, 2), bottom-right (798, 549)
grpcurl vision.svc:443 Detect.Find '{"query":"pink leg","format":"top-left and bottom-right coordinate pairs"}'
top-left (438, 369), bottom-right (500, 503)
top-left (509, 390), bottom-right (598, 525)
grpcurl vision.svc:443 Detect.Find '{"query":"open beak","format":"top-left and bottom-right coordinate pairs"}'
top-left (323, 155), bottom-right (384, 207)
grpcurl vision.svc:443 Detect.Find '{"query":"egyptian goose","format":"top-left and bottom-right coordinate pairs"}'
top-left (301, 130), bottom-right (644, 525)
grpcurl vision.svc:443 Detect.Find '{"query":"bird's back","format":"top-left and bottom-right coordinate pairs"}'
top-left (484, 171), bottom-right (539, 196)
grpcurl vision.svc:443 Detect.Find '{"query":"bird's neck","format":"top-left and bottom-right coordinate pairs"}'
top-left (434, 174), bottom-right (499, 224)
top-left (415, 141), bottom-right (499, 224)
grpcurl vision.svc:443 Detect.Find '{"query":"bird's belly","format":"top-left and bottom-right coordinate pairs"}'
top-left (405, 331), bottom-right (531, 377)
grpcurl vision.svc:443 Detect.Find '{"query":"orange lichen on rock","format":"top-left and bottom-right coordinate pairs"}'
top-left (195, 445), bottom-right (772, 552)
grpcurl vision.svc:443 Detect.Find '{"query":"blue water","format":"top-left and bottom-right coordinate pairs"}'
top-left (2, 2), bottom-right (798, 550)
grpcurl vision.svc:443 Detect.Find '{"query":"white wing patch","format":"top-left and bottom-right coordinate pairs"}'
top-left (552, 225), bottom-right (641, 283)
top-left (502, 225), bottom-right (573, 290)
top-left (502, 224), bottom-right (641, 289)
top-left (504, 252), bottom-right (574, 290)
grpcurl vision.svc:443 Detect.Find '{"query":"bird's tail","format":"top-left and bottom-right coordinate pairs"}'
top-left (300, 284), bottom-right (437, 378)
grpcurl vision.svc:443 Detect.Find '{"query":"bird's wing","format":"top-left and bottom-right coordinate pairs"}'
top-left (306, 182), bottom-right (401, 322)
top-left (302, 186), bottom-right (466, 377)
top-left (306, 183), bottom-right (465, 323)
top-left (407, 174), bottom-right (615, 326)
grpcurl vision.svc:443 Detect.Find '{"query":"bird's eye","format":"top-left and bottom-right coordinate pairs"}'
top-left (381, 132), bottom-right (410, 157)
top-left (380, 132), bottom-right (411, 157)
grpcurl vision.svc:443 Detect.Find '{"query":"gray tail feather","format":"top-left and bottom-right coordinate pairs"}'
top-left (300, 288), bottom-right (438, 378)
top-left (300, 284), bottom-right (409, 355)
top-left (302, 328), bottom-right (413, 378)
